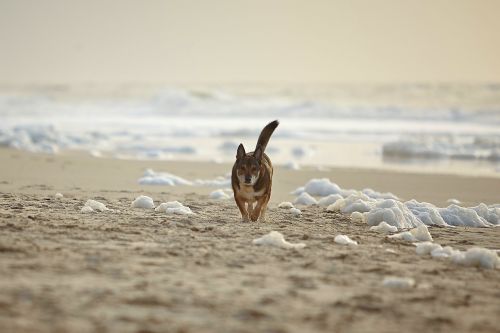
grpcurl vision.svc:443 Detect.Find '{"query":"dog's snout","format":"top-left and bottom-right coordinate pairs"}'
top-left (244, 176), bottom-right (252, 183)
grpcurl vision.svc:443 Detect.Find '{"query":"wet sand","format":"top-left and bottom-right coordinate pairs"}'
top-left (0, 148), bottom-right (499, 333)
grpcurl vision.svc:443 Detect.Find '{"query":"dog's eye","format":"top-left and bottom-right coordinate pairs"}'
top-left (251, 166), bottom-right (257, 171)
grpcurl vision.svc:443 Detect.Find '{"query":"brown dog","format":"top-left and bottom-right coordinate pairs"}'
top-left (231, 120), bottom-right (279, 222)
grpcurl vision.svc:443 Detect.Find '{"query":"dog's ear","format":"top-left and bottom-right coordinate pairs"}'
top-left (254, 146), bottom-right (263, 161)
top-left (236, 144), bottom-right (246, 159)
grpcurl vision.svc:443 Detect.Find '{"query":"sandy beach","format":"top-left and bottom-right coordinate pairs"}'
top-left (0, 147), bottom-right (499, 333)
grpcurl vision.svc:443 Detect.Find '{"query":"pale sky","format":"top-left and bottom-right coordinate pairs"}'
top-left (0, 0), bottom-right (499, 84)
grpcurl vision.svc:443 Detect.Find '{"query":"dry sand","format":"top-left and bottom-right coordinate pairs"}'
top-left (0, 148), bottom-right (499, 333)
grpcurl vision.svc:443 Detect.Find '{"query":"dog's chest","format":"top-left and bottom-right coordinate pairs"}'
top-left (238, 185), bottom-right (265, 201)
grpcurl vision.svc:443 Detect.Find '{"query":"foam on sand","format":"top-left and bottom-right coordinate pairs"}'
top-left (388, 224), bottom-right (433, 242)
top-left (131, 195), bottom-right (155, 209)
top-left (252, 231), bottom-right (306, 249)
top-left (450, 247), bottom-right (500, 269)
top-left (278, 202), bottom-right (295, 209)
top-left (294, 192), bottom-right (317, 206)
top-left (415, 242), bottom-right (499, 269)
top-left (155, 201), bottom-right (194, 215)
top-left (334, 235), bottom-right (358, 246)
top-left (293, 178), bottom-right (500, 228)
top-left (138, 169), bottom-right (231, 187)
top-left (383, 277), bottom-right (415, 289)
top-left (55, 193), bottom-right (63, 199)
top-left (317, 194), bottom-right (343, 207)
top-left (350, 211), bottom-right (366, 223)
top-left (209, 189), bottom-right (230, 200)
top-left (290, 207), bottom-right (302, 216)
top-left (370, 221), bottom-right (398, 234)
top-left (81, 199), bottom-right (108, 213)
top-left (138, 169), bottom-right (192, 186)
top-left (415, 242), bottom-right (443, 255)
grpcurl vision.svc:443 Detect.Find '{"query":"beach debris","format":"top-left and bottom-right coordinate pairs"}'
top-left (383, 277), bottom-right (415, 289)
top-left (131, 195), bottom-right (155, 209)
top-left (252, 231), bottom-right (306, 249)
top-left (55, 192), bottom-right (64, 199)
top-left (290, 207), bottom-right (302, 216)
top-left (370, 221), bottom-right (398, 234)
top-left (155, 201), bottom-right (193, 215)
top-left (294, 192), bottom-right (317, 206)
top-left (209, 189), bottom-right (230, 200)
top-left (334, 235), bottom-right (358, 246)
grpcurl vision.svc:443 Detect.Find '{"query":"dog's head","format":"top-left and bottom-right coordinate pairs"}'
top-left (235, 144), bottom-right (263, 186)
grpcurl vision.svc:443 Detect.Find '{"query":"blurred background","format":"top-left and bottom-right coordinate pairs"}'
top-left (1, 0), bottom-right (499, 176)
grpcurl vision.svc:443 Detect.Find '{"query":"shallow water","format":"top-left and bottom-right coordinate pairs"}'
top-left (1, 83), bottom-right (499, 176)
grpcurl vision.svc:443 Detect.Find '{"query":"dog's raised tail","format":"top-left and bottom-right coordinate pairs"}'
top-left (256, 120), bottom-right (279, 152)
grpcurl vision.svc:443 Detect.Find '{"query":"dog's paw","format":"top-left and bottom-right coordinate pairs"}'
top-left (241, 215), bottom-right (250, 223)
top-left (250, 212), bottom-right (260, 222)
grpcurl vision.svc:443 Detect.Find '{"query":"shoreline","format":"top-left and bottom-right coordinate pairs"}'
top-left (1, 147), bottom-right (499, 207)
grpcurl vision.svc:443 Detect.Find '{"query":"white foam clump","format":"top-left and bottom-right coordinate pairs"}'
top-left (366, 199), bottom-right (422, 229)
top-left (293, 177), bottom-right (500, 228)
top-left (317, 194), bottom-right (343, 207)
top-left (193, 173), bottom-right (231, 187)
top-left (155, 201), bottom-right (193, 215)
top-left (252, 231), bottom-right (306, 249)
top-left (415, 242), bottom-right (443, 255)
top-left (327, 192), bottom-right (375, 214)
top-left (81, 199), bottom-right (108, 213)
top-left (290, 207), bottom-right (302, 216)
top-left (389, 224), bottom-right (433, 242)
top-left (293, 178), bottom-right (342, 197)
top-left (131, 195), bottom-right (155, 209)
top-left (138, 169), bottom-right (192, 186)
top-left (439, 204), bottom-right (493, 227)
top-left (370, 221), bottom-right (398, 234)
top-left (447, 198), bottom-right (461, 205)
top-left (209, 189), bottom-right (230, 200)
top-left (294, 192), bottom-right (317, 206)
top-left (278, 201), bottom-right (295, 209)
top-left (350, 211), bottom-right (365, 223)
top-left (383, 277), bottom-right (415, 289)
top-left (55, 193), bottom-right (64, 199)
top-left (80, 206), bottom-right (94, 213)
top-left (416, 243), bottom-right (500, 269)
top-left (451, 247), bottom-right (500, 269)
top-left (334, 235), bottom-right (358, 246)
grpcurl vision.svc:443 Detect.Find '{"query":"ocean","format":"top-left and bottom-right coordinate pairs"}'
top-left (1, 83), bottom-right (499, 176)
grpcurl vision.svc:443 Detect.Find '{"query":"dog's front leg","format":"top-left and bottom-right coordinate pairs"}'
top-left (235, 196), bottom-right (249, 222)
top-left (258, 194), bottom-right (270, 222)
top-left (250, 197), bottom-right (266, 222)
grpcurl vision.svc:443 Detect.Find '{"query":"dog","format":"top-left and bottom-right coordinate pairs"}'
top-left (231, 120), bottom-right (279, 222)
